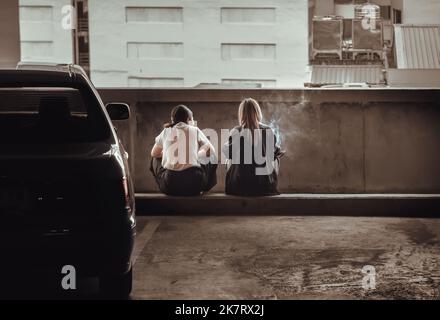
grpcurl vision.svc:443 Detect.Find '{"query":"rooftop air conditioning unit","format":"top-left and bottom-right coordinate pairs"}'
top-left (352, 19), bottom-right (383, 51)
top-left (312, 16), bottom-right (343, 60)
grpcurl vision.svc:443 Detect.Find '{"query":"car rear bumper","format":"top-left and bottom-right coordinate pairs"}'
top-left (0, 226), bottom-right (136, 277)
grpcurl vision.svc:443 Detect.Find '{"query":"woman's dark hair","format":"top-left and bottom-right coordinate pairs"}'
top-left (164, 105), bottom-right (193, 128)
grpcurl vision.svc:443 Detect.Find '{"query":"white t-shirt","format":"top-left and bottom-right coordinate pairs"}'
top-left (154, 122), bottom-right (213, 171)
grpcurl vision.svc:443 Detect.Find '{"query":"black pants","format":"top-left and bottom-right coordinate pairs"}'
top-left (150, 158), bottom-right (218, 196)
top-left (225, 158), bottom-right (281, 196)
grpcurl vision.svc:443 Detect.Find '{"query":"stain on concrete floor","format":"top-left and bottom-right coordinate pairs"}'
top-left (132, 217), bottom-right (440, 300)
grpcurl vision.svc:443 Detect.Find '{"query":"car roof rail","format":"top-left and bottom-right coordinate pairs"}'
top-left (16, 62), bottom-right (88, 79)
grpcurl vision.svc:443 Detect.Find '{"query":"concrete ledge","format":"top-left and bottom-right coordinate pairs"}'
top-left (135, 193), bottom-right (440, 217)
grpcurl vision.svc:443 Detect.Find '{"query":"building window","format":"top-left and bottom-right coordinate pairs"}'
top-left (125, 7), bottom-right (183, 23)
top-left (19, 6), bottom-right (53, 22)
top-left (221, 8), bottom-right (276, 24)
top-left (127, 42), bottom-right (184, 59)
top-left (393, 9), bottom-right (402, 24)
top-left (380, 6), bottom-right (391, 20)
top-left (221, 44), bottom-right (276, 61)
top-left (128, 77), bottom-right (184, 88)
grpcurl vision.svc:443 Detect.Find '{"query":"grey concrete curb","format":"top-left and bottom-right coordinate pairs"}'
top-left (135, 193), bottom-right (440, 217)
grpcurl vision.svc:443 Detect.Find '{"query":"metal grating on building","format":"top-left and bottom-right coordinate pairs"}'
top-left (394, 24), bottom-right (440, 69)
top-left (310, 65), bottom-right (384, 85)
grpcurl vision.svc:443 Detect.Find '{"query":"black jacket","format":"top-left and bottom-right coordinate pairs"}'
top-left (223, 123), bottom-right (281, 196)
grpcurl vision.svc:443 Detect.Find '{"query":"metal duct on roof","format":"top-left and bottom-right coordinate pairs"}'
top-left (394, 24), bottom-right (440, 69)
top-left (311, 65), bottom-right (384, 85)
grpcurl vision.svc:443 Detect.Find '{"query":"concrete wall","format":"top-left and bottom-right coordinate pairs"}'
top-left (89, 0), bottom-right (309, 88)
top-left (391, 0), bottom-right (403, 12)
top-left (0, 0), bottom-right (20, 68)
top-left (403, 0), bottom-right (440, 24)
top-left (99, 89), bottom-right (440, 194)
top-left (19, 0), bottom-right (73, 64)
top-left (388, 70), bottom-right (440, 87)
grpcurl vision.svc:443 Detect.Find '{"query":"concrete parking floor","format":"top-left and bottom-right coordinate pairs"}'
top-left (132, 216), bottom-right (440, 300)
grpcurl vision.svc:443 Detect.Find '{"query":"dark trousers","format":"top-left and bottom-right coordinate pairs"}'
top-left (150, 158), bottom-right (217, 196)
top-left (225, 158), bottom-right (281, 196)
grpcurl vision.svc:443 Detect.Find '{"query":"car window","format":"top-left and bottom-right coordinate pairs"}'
top-left (0, 87), bottom-right (111, 144)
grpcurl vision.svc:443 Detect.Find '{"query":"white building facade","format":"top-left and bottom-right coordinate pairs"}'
top-left (19, 0), bottom-right (73, 64)
top-left (19, 0), bottom-right (310, 88)
top-left (18, 0), bottom-right (440, 88)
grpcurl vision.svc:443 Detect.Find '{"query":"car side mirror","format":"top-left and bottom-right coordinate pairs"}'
top-left (106, 103), bottom-right (130, 120)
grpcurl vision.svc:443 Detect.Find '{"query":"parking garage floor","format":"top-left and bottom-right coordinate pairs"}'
top-left (132, 216), bottom-right (440, 300)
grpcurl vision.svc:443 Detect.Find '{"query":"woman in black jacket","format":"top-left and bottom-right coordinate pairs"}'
top-left (223, 98), bottom-right (284, 196)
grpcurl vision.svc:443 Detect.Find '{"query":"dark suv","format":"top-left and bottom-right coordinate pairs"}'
top-left (0, 63), bottom-right (136, 298)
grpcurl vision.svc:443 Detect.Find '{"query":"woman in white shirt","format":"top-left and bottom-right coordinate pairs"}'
top-left (150, 105), bottom-right (217, 196)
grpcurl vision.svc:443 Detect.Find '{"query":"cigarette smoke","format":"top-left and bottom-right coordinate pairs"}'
top-left (263, 92), bottom-right (321, 153)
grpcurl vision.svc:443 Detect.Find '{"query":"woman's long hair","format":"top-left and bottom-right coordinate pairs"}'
top-left (164, 104), bottom-right (193, 128)
top-left (238, 98), bottom-right (262, 131)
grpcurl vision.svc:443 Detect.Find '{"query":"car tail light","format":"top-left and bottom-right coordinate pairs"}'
top-left (122, 177), bottom-right (131, 212)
